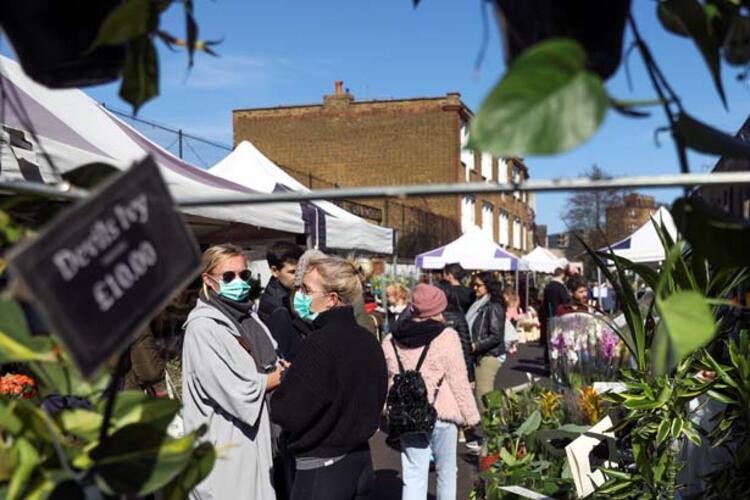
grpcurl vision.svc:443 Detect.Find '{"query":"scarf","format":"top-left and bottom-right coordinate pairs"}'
top-left (466, 294), bottom-right (489, 333)
top-left (208, 292), bottom-right (278, 373)
top-left (392, 318), bottom-right (444, 348)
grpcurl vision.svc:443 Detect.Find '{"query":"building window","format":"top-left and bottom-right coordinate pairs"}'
top-left (513, 217), bottom-right (522, 249)
top-left (497, 159), bottom-right (509, 184)
top-left (482, 202), bottom-right (494, 238)
top-left (481, 153), bottom-right (492, 181)
top-left (499, 211), bottom-right (510, 246)
top-left (461, 196), bottom-right (476, 233)
top-left (460, 126), bottom-right (475, 172)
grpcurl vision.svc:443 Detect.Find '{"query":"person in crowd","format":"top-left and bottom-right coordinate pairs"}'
top-left (182, 244), bottom-right (285, 499)
top-left (271, 254), bottom-right (387, 500)
top-left (382, 284), bottom-right (480, 500)
top-left (556, 275), bottom-right (594, 316)
top-left (503, 288), bottom-right (523, 326)
top-left (441, 285), bottom-right (475, 385)
top-left (122, 327), bottom-right (166, 396)
top-left (386, 283), bottom-right (411, 326)
top-left (438, 263), bottom-right (474, 314)
top-left (466, 272), bottom-right (506, 414)
top-left (541, 267), bottom-right (571, 363)
top-left (258, 241), bottom-right (304, 358)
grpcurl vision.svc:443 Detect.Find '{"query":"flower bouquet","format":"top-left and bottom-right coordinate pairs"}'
top-left (516, 306), bottom-right (541, 343)
top-left (548, 312), bottom-right (627, 391)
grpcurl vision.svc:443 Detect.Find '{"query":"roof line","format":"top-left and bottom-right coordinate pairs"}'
top-left (233, 94), bottom-right (473, 114)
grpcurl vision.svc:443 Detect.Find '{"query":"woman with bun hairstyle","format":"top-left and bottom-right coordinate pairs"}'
top-left (182, 244), bottom-right (285, 499)
top-left (271, 254), bottom-right (388, 500)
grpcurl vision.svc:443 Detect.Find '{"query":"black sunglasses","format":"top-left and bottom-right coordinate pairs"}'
top-left (216, 269), bottom-right (252, 283)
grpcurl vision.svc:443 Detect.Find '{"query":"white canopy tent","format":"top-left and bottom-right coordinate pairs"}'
top-left (599, 206), bottom-right (678, 263)
top-left (415, 227), bottom-right (527, 271)
top-left (521, 246), bottom-right (569, 273)
top-left (0, 55), bottom-right (314, 243)
top-left (209, 141), bottom-right (393, 254)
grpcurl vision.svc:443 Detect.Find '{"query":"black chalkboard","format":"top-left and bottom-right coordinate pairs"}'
top-left (9, 156), bottom-right (201, 376)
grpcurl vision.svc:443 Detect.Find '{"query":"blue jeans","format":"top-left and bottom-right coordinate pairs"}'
top-left (400, 420), bottom-right (458, 500)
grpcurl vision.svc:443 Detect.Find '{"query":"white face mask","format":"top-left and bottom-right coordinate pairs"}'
top-left (389, 303), bottom-right (407, 314)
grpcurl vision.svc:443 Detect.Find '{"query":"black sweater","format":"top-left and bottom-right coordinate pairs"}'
top-left (270, 306), bottom-right (388, 458)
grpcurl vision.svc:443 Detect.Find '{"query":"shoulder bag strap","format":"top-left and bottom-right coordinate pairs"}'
top-left (415, 341), bottom-right (432, 372)
top-left (390, 337), bottom-right (406, 374)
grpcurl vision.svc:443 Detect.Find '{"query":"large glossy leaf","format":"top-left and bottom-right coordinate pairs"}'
top-left (657, 290), bottom-right (716, 365)
top-left (0, 329), bottom-right (57, 364)
top-left (658, 0), bottom-right (726, 108)
top-left (91, 0), bottom-right (151, 48)
top-left (469, 39), bottom-right (608, 155)
top-left (676, 113), bottom-right (750, 157)
top-left (6, 438), bottom-right (39, 500)
top-left (162, 442), bottom-right (216, 500)
top-left (119, 36), bottom-right (159, 114)
top-left (515, 410), bottom-right (542, 437)
top-left (672, 197), bottom-right (750, 267)
top-left (91, 423), bottom-right (198, 495)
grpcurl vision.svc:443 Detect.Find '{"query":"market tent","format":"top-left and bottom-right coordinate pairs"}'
top-left (208, 141), bottom-right (394, 254)
top-left (522, 246), bottom-right (569, 273)
top-left (0, 55), bottom-right (307, 243)
top-left (415, 227), bottom-right (526, 271)
top-left (599, 206), bottom-right (678, 263)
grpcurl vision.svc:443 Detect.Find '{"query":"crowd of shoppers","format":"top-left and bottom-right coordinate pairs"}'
top-left (180, 242), bottom-right (530, 499)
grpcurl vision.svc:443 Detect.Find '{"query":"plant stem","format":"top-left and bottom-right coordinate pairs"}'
top-left (627, 14), bottom-right (691, 183)
top-left (97, 351), bottom-right (130, 445)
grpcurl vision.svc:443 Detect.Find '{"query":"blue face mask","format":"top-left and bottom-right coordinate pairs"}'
top-left (218, 278), bottom-right (251, 302)
top-left (293, 291), bottom-right (319, 321)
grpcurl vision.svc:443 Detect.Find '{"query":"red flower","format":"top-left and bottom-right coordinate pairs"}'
top-left (0, 373), bottom-right (37, 399)
top-left (480, 453), bottom-right (499, 471)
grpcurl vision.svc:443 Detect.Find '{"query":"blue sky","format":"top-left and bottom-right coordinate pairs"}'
top-left (16, 1), bottom-right (750, 233)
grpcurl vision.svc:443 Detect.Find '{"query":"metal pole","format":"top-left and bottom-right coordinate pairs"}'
top-left (525, 271), bottom-right (530, 312)
top-left (178, 129), bottom-right (183, 159)
top-left (177, 171), bottom-right (750, 207)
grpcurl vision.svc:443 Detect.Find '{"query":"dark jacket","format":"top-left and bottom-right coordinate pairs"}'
top-left (542, 280), bottom-right (570, 320)
top-left (471, 301), bottom-right (506, 358)
top-left (123, 328), bottom-right (165, 394)
top-left (268, 307), bottom-right (312, 362)
top-left (258, 278), bottom-right (289, 326)
top-left (443, 310), bottom-right (475, 382)
top-left (270, 306), bottom-right (388, 458)
top-left (438, 281), bottom-right (475, 315)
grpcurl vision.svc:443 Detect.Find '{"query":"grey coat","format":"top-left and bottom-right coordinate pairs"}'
top-left (182, 299), bottom-right (277, 499)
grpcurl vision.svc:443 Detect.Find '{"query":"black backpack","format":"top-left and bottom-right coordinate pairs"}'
top-left (385, 338), bottom-right (443, 445)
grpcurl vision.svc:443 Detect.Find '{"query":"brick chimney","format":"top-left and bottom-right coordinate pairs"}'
top-left (324, 80), bottom-right (354, 110)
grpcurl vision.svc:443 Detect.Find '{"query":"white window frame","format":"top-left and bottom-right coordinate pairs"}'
top-left (482, 202), bottom-right (494, 238)
top-left (461, 196), bottom-right (476, 233)
top-left (499, 211), bottom-right (510, 247)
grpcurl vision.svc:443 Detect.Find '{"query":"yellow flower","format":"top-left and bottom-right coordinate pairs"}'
top-left (579, 385), bottom-right (603, 424)
top-left (539, 390), bottom-right (562, 421)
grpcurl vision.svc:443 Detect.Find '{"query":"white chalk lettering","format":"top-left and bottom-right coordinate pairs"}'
top-left (92, 241), bottom-right (158, 312)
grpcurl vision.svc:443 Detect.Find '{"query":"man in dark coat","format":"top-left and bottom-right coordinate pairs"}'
top-left (541, 267), bottom-right (571, 365)
top-left (437, 262), bottom-right (474, 315)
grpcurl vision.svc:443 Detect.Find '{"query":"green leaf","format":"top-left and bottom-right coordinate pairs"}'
top-left (499, 447), bottom-right (516, 466)
top-left (670, 416), bottom-right (684, 440)
top-left (91, 0), bottom-right (152, 48)
top-left (706, 389), bottom-right (739, 405)
top-left (515, 410), bottom-right (542, 437)
top-left (672, 197), bottom-right (750, 268)
top-left (656, 419), bottom-right (671, 445)
top-left (0, 329), bottom-right (57, 364)
top-left (600, 467), bottom-right (632, 481)
top-left (7, 438), bottom-right (40, 500)
top-left (676, 113), bottom-right (750, 157)
top-left (657, 290), bottom-right (716, 364)
top-left (90, 424), bottom-right (199, 495)
top-left (469, 38), bottom-right (608, 156)
top-left (119, 35), bottom-right (159, 114)
top-left (162, 442), bottom-right (216, 500)
top-left (658, 0), bottom-right (726, 108)
top-left (681, 424), bottom-right (703, 446)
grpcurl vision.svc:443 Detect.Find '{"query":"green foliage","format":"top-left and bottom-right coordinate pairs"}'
top-left (469, 39), bottom-right (608, 156)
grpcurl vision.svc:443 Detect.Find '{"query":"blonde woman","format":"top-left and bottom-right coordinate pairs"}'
top-left (182, 244), bottom-right (285, 499)
top-left (386, 282), bottom-right (411, 326)
top-left (271, 254), bottom-right (388, 500)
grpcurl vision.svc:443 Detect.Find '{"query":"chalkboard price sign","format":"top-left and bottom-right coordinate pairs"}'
top-left (9, 157), bottom-right (201, 376)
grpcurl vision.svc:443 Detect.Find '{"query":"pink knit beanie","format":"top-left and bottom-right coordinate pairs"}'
top-left (411, 283), bottom-right (447, 318)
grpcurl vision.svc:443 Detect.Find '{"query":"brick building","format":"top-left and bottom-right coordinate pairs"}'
top-left (233, 84), bottom-right (536, 256)
top-left (605, 193), bottom-right (658, 243)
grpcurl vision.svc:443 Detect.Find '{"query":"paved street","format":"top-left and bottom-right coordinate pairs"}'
top-left (370, 342), bottom-right (549, 499)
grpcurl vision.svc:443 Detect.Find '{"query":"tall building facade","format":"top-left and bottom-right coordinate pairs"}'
top-left (605, 193), bottom-right (658, 243)
top-left (233, 84), bottom-right (535, 256)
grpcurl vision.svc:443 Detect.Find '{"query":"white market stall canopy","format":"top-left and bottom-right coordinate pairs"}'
top-left (522, 246), bottom-right (569, 273)
top-left (598, 206), bottom-right (678, 263)
top-left (415, 227), bottom-right (526, 271)
top-left (209, 141), bottom-right (394, 254)
top-left (0, 55), bottom-right (315, 243)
